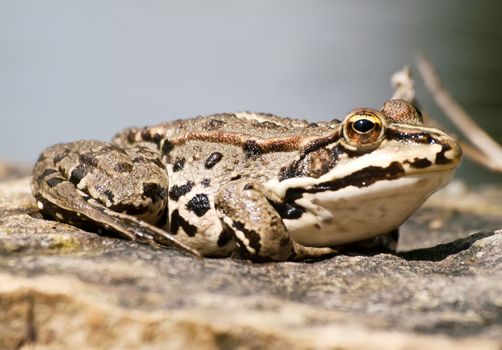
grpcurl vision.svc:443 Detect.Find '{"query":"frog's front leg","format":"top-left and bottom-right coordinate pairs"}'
top-left (214, 180), bottom-right (338, 261)
top-left (32, 140), bottom-right (199, 256)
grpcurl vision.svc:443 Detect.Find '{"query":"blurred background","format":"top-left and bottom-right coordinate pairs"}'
top-left (1, 0), bottom-right (501, 184)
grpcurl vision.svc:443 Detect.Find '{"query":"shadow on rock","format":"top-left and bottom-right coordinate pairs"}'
top-left (397, 231), bottom-right (495, 261)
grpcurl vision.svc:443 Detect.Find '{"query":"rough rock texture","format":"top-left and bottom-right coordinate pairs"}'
top-left (0, 162), bottom-right (501, 349)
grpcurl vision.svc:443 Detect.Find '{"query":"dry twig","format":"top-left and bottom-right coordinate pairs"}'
top-left (390, 58), bottom-right (502, 173)
top-left (416, 54), bottom-right (502, 172)
top-left (391, 66), bottom-right (416, 103)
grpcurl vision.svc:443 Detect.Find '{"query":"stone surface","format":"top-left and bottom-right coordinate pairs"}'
top-left (0, 163), bottom-right (501, 349)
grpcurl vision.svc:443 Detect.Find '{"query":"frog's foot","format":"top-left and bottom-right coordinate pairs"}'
top-left (291, 230), bottom-right (398, 260)
top-left (289, 243), bottom-right (340, 261)
top-left (32, 141), bottom-right (200, 257)
top-left (215, 180), bottom-right (296, 262)
top-left (215, 180), bottom-right (345, 262)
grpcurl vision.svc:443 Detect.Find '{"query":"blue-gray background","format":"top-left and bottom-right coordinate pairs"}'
top-left (1, 0), bottom-right (501, 183)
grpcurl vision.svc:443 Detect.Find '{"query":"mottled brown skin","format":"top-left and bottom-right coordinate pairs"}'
top-left (110, 112), bottom-right (345, 259)
top-left (31, 100), bottom-right (462, 261)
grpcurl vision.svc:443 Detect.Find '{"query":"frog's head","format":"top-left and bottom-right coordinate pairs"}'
top-left (337, 99), bottom-right (462, 175)
top-left (270, 99), bottom-right (462, 247)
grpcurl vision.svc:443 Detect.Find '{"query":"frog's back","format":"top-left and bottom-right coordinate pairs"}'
top-left (166, 112), bottom-right (338, 137)
top-left (115, 112), bottom-right (338, 144)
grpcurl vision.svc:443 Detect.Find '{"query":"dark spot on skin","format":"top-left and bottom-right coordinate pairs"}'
top-left (201, 178), bottom-right (211, 187)
top-left (314, 223), bottom-right (321, 229)
top-left (232, 220), bottom-right (261, 255)
top-left (172, 158), bottom-right (185, 172)
top-left (186, 193), bottom-right (211, 217)
top-left (271, 201), bottom-right (305, 220)
top-left (114, 162), bottom-right (133, 173)
top-left (53, 149), bottom-right (70, 164)
top-left (46, 176), bottom-right (65, 188)
top-left (141, 129), bottom-right (151, 141)
top-left (407, 157), bottom-right (432, 169)
top-left (140, 129), bottom-right (161, 143)
top-left (170, 209), bottom-right (197, 236)
top-left (168, 181), bottom-right (194, 201)
top-left (243, 140), bottom-right (262, 157)
top-left (230, 175), bottom-right (242, 181)
top-left (69, 164), bottom-right (87, 184)
top-left (435, 144), bottom-right (453, 165)
top-left (79, 153), bottom-right (99, 167)
top-left (161, 140), bottom-right (174, 156)
top-left (36, 168), bottom-right (58, 183)
top-left (102, 189), bottom-right (115, 203)
top-left (143, 183), bottom-right (167, 203)
top-left (110, 202), bottom-right (149, 215)
top-left (127, 131), bottom-right (136, 144)
top-left (152, 133), bottom-right (163, 146)
top-left (217, 227), bottom-right (234, 247)
top-left (204, 152), bottom-right (223, 169)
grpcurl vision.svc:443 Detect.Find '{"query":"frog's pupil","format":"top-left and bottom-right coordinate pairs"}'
top-left (353, 119), bottom-right (375, 133)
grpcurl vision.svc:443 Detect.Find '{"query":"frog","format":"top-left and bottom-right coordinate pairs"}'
top-left (31, 99), bottom-right (462, 261)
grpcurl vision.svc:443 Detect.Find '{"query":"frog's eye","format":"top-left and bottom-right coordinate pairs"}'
top-left (352, 118), bottom-right (376, 134)
top-left (342, 110), bottom-right (385, 147)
